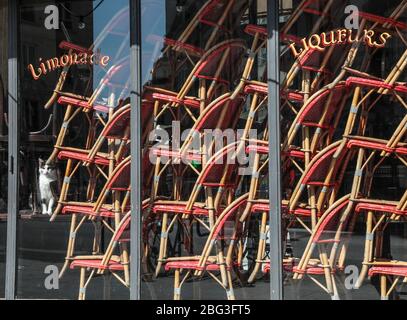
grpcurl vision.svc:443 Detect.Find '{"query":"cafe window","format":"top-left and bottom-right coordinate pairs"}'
top-left (0, 0), bottom-right (406, 300)
top-left (0, 0), bottom-right (7, 299)
top-left (16, 0), bottom-right (131, 299)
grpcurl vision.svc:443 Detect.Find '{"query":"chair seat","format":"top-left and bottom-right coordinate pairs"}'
top-left (284, 149), bottom-right (306, 159)
top-left (163, 37), bottom-right (205, 56)
top-left (250, 201), bottom-right (317, 217)
top-left (59, 40), bottom-right (91, 53)
top-left (263, 260), bottom-right (296, 273)
top-left (346, 77), bottom-right (407, 94)
top-left (165, 259), bottom-right (232, 272)
top-left (61, 204), bottom-right (116, 218)
top-left (247, 143), bottom-right (307, 159)
top-left (58, 96), bottom-right (110, 113)
top-left (282, 90), bottom-right (304, 102)
top-left (246, 144), bottom-right (269, 155)
top-left (368, 266), bottom-right (407, 277)
top-left (355, 200), bottom-right (407, 216)
top-left (70, 259), bottom-right (124, 271)
top-left (152, 202), bottom-right (211, 216)
top-left (263, 262), bottom-right (337, 275)
top-left (347, 136), bottom-right (407, 154)
top-left (152, 92), bottom-right (201, 109)
top-left (244, 83), bottom-right (268, 95)
top-left (151, 148), bottom-right (202, 162)
top-left (58, 149), bottom-right (110, 166)
top-left (244, 24), bottom-right (267, 38)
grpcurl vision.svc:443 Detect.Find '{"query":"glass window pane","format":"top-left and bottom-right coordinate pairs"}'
top-left (140, 0), bottom-right (270, 300)
top-left (16, 0), bottom-right (130, 300)
top-left (0, 0), bottom-right (7, 299)
top-left (280, 0), bottom-right (407, 300)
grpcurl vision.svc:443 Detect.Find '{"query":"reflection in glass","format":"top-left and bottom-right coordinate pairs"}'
top-left (140, 0), bottom-right (271, 300)
top-left (0, 0), bottom-right (7, 299)
top-left (17, 0), bottom-right (130, 299)
top-left (280, 0), bottom-right (407, 300)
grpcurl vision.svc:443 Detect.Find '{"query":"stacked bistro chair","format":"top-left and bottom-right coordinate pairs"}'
top-left (40, 0), bottom-right (407, 300)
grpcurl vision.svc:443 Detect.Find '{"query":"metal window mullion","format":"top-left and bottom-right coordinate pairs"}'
top-left (5, 0), bottom-right (19, 300)
top-left (129, 0), bottom-right (142, 301)
top-left (267, 0), bottom-right (283, 300)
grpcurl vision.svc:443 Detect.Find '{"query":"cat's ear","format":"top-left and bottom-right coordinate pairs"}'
top-left (38, 158), bottom-right (45, 168)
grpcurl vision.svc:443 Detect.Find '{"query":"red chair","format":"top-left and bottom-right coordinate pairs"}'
top-left (149, 141), bottom-right (243, 276)
top-left (70, 210), bottom-right (132, 300)
top-left (149, 92), bottom-right (245, 202)
top-left (353, 196), bottom-right (407, 290)
top-left (292, 195), bottom-right (352, 300)
top-left (57, 157), bottom-right (131, 278)
top-left (51, 104), bottom-right (134, 218)
top-left (145, 39), bottom-right (246, 125)
top-left (368, 265), bottom-right (407, 300)
top-left (163, 193), bottom-right (249, 300)
top-left (47, 55), bottom-right (131, 164)
top-left (283, 83), bottom-right (350, 165)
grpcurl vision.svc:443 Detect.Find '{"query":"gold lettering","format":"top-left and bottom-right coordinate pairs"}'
top-left (78, 53), bottom-right (88, 64)
top-left (363, 29), bottom-right (375, 47)
top-left (337, 29), bottom-right (348, 44)
top-left (60, 54), bottom-right (70, 67)
top-left (374, 32), bottom-right (391, 48)
top-left (28, 64), bottom-right (42, 80)
top-left (321, 31), bottom-right (337, 46)
top-left (101, 56), bottom-right (110, 67)
top-left (308, 34), bottom-right (324, 52)
top-left (348, 30), bottom-right (359, 43)
top-left (46, 57), bottom-right (60, 71)
top-left (28, 51), bottom-right (110, 80)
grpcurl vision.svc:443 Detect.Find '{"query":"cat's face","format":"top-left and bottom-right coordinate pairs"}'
top-left (39, 159), bottom-right (57, 180)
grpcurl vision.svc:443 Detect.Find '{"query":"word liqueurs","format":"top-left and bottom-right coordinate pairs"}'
top-left (28, 52), bottom-right (111, 80)
top-left (289, 28), bottom-right (391, 58)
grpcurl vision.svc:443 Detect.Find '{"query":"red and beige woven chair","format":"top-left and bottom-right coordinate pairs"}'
top-left (352, 191), bottom-right (407, 290)
top-left (51, 104), bottom-right (134, 219)
top-left (70, 210), bottom-right (132, 300)
top-left (163, 193), bottom-right (249, 300)
top-left (283, 83), bottom-right (350, 166)
top-left (149, 141), bottom-right (243, 276)
top-left (291, 195), bottom-right (352, 300)
top-left (145, 39), bottom-right (246, 125)
top-left (288, 140), bottom-right (351, 230)
top-left (47, 56), bottom-right (131, 164)
top-left (57, 156), bottom-right (131, 278)
top-left (149, 92), bottom-right (245, 202)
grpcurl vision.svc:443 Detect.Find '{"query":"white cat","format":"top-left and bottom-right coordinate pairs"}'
top-left (38, 159), bottom-right (57, 215)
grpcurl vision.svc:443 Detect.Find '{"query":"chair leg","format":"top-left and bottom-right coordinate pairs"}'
top-left (248, 212), bottom-right (268, 284)
top-left (155, 213), bottom-right (169, 277)
top-left (92, 218), bottom-right (103, 255)
top-left (330, 274), bottom-right (340, 300)
top-left (355, 210), bottom-right (374, 289)
top-left (380, 275), bottom-right (389, 300)
top-left (51, 159), bottom-right (77, 220)
top-left (174, 269), bottom-right (181, 300)
top-left (48, 104), bottom-right (74, 164)
top-left (226, 270), bottom-right (236, 300)
top-left (79, 267), bottom-right (86, 300)
top-left (59, 213), bottom-right (78, 279)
